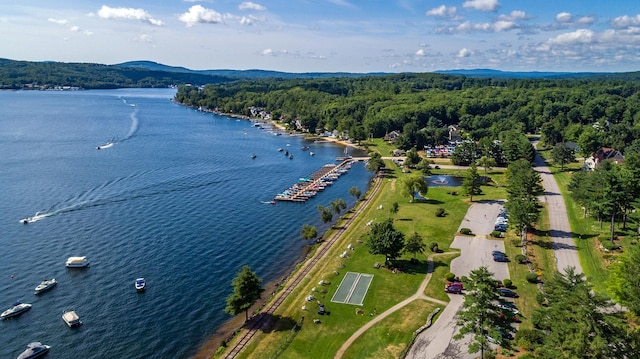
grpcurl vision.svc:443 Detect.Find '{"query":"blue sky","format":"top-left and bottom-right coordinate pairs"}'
top-left (2, 0), bottom-right (640, 73)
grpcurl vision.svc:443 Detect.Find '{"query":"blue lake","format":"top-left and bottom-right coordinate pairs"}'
top-left (0, 88), bottom-right (373, 359)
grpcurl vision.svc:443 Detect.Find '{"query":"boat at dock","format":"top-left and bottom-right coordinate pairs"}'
top-left (274, 159), bottom-right (355, 202)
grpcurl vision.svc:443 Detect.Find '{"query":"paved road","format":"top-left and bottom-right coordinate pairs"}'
top-left (406, 201), bottom-right (510, 359)
top-left (533, 150), bottom-right (584, 274)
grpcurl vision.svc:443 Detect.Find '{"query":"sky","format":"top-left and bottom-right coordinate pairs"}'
top-left (2, 0), bottom-right (640, 73)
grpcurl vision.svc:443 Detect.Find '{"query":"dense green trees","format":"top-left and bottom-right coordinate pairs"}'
top-left (505, 159), bottom-right (542, 238)
top-left (225, 265), bottom-right (264, 322)
top-left (531, 267), bottom-right (637, 358)
top-left (551, 143), bottom-right (576, 170)
top-left (608, 244), bottom-right (640, 316)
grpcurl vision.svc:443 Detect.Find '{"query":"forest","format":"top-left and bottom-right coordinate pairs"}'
top-left (174, 73), bottom-right (640, 157)
top-left (0, 58), bottom-right (234, 89)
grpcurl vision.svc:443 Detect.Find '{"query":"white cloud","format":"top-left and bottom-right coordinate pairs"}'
top-left (70, 25), bottom-right (80, 32)
top-left (610, 14), bottom-right (640, 29)
top-left (48, 18), bottom-right (69, 25)
top-left (239, 2), bottom-right (266, 11)
top-left (462, 0), bottom-right (500, 12)
top-left (179, 5), bottom-right (223, 27)
top-left (492, 20), bottom-right (516, 32)
top-left (415, 49), bottom-right (425, 56)
top-left (548, 29), bottom-right (595, 46)
top-left (426, 5), bottom-right (457, 19)
top-left (97, 5), bottom-right (164, 26)
top-left (457, 48), bottom-right (474, 57)
top-left (261, 48), bottom-right (273, 56)
top-left (576, 16), bottom-right (595, 25)
top-left (556, 12), bottom-right (572, 23)
top-left (499, 10), bottom-right (526, 21)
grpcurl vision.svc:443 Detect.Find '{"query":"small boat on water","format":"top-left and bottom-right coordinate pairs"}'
top-left (1, 302), bottom-right (32, 319)
top-left (310, 151), bottom-right (315, 156)
top-left (62, 310), bottom-right (82, 327)
top-left (34, 278), bottom-right (57, 295)
top-left (251, 154), bottom-right (257, 159)
top-left (20, 212), bottom-right (44, 224)
top-left (17, 342), bottom-right (50, 359)
top-left (301, 146), bottom-right (310, 151)
top-left (135, 278), bottom-right (146, 292)
top-left (277, 148), bottom-right (283, 152)
top-left (65, 256), bottom-right (89, 268)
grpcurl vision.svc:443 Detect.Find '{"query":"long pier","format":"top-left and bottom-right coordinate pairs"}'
top-left (274, 159), bottom-right (355, 202)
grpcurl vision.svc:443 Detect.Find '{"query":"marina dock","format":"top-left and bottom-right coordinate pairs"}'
top-left (275, 159), bottom-right (355, 202)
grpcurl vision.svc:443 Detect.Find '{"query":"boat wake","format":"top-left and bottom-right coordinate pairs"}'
top-left (20, 168), bottom-right (241, 224)
top-left (96, 101), bottom-right (139, 149)
top-left (19, 212), bottom-right (52, 224)
top-left (260, 200), bottom-right (276, 205)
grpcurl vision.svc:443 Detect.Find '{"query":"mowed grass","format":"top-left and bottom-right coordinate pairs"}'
top-left (341, 300), bottom-right (443, 359)
top-left (232, 162), bottom-right (508, 359)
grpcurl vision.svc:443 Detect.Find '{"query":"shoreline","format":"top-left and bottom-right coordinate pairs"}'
top-left (189, 109), bottom-right (370, 358)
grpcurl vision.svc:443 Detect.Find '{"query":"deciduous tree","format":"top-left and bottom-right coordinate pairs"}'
top-left (300, 224), bottom-right (318, 241)
top-left (404, 232), bottom-right (426, 259)
top-left (367, 218), bottom-right (405, 265)
top-left (225, 265), bottom-right (264, 322)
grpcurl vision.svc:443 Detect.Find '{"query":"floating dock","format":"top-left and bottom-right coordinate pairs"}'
top-left (275, 159), bottom-right (354, 202)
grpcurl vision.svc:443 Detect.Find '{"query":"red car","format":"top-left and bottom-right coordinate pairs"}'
top-left (445, 282), bottom-right (464, 294)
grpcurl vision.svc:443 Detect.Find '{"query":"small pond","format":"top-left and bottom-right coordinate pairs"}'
top-left (425, 175), bottom-right (463, 187)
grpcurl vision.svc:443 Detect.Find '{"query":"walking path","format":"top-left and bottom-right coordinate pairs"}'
top-left (533, 148), bottom-right (584, 274)
top-left (334, 252), bottom-right (454, 359)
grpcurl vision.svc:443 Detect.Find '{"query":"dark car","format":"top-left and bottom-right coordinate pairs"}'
top-left (498, 288), bottom-right (519, 298)
top-left (492, 250), bottom-right (506, 257)
top-left (445, 282), bottom-right (464, 294)
top-left (493, 255), bottom-right (510, 262)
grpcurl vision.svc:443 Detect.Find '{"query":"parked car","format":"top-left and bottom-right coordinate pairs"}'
top-left (499, 302), bottom-right (519, 314)
top-left (499, 312), bottom-right (522, 323)
top-left (445, 282), bottom-right (464, 294)
top-left (493, 254), bottom-right (510, 262)
top-left (498, 288), bottom-right (519, 298)
top-left (494, 224), bottom-right (507, 232)
top-left (492, 250), bottom-right (506, 257)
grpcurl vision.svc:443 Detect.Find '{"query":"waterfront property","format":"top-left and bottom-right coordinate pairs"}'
top-left (275, 159), bottom-right (355, 202)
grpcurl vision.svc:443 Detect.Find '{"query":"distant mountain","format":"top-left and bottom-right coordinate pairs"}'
top-left (115, 61), bottom-right (386, 79)
top-left (435, 68), bottom-right (618, 79)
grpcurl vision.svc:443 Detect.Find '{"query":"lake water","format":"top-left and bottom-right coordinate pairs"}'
top-left (0, 88), bottom-right (373, 358)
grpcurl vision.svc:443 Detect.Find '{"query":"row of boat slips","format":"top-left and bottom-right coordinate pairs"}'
top-left (275, 159), bottom-right (354, 202)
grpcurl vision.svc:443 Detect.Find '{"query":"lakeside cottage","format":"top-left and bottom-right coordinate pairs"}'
top-left (582, 147), bottom-right (624, 171)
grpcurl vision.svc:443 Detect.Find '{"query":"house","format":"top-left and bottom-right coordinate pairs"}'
top-left (448, 125), bottom-right (462, 141)
top-left (385, 131), bottom-right (401, 143)
top-left (392, 149), bottom-right (405, 157)
top-left (582, 147), bottom-right (624, 171)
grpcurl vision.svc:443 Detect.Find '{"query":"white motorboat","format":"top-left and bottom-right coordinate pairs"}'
top-left (135, 278), bottom-right (146, 292)
top-left (1, 302), bottom-right (32, 319)
top-left (62, 310), bottom-right (82, 327)
top-left (34, 278), bottom-right (57, 295)
top-left (65, 256), bottom-right (89, 268)
top-left (17, 342), bottom-right (50, 359)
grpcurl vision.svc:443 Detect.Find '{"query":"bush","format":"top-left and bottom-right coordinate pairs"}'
top-left (435, 208), bottom-right (446, 217)
top-left (429, 242), bottom-right (439, 253)
top-left (601, 240), bottom-right (620, 251)
top-left (515, 329), bottom-right (545, 351)
top-left (503, 279), bottom-right (512, 288)
top-left (515, 254), bottom-right (527, 264)
top-left (460, 228), bottom-right (473, 235)
top-left (511, 239), bottom-right (521, 247)
top-left (525, 272), bottom-right (539, 283)
top-left (445, 272), bottom-right (456, 281)
top-left (491, 230), bottom-right (503, 238)
top-left (535, 292), bottom-right (546, 306)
